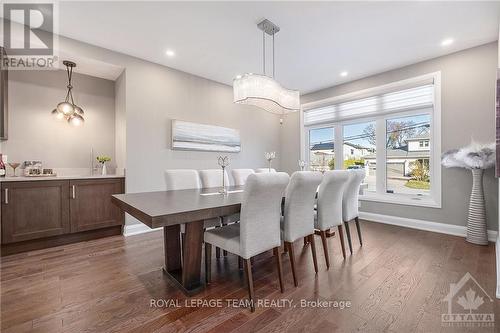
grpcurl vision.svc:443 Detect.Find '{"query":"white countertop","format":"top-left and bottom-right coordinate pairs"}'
top-left (0, 174), bottom-right (125, 182)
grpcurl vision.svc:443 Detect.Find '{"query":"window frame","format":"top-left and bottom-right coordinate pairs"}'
top-left (300, 72), bottom-right (442, 208)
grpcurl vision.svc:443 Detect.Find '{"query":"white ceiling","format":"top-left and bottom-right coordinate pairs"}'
top-left (58, 1), bottom-right (500, 93)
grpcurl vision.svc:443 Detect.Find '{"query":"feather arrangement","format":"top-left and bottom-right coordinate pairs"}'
top-left (441, 141), bottom-right (495, 170)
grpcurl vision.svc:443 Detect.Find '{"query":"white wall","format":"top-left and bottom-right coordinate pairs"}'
top-left (3, 70), bottom-right (116, 174)
top-left (49, 35), bottom-right (282, 225)
top-left (282, 42), bottom-right (499, 231)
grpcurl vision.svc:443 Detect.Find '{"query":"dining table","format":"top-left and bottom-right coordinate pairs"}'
top-left (111, 186), bottom-right (245, 296)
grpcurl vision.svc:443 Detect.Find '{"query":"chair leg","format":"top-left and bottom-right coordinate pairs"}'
top-left (319, 230), bottom-right (330, 269)
top-left (303, 236), bottom-right (309, 246)
top-left (238, 256), bottom-right (243, 270)
top-left (180, 232), bottom-right (186, 264)
top-left (273, 247), bottom-right (285, 293)
top-left (244, 258), bottom-right (255, 312)
top-left (205, 243), bottom-right (212, 284)
top-left (355, 217), bottom-right (363, 246)
top-left (309, 235), bottom-right (318, 274)
top-left (337, 225), bottom-right (346, 259)
top-left (344, 221), bottom-right (353, 254)
top-left (216, 247), bottom-right (220, 259)
top-left (223, 250), bottom-right (228, 256)
top-left (285, 242), bottom-right (298, 287)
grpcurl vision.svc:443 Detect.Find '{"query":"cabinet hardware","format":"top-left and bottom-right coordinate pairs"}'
top-left (4, 188), bottom-right (8, 204)
top-left (72, 185), bottom-right (76, 199)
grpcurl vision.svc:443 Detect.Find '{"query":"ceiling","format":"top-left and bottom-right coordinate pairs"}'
top-left (57, 1), bottom-right (500, 93)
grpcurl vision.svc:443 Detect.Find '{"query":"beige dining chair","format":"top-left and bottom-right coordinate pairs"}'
top-left (231, 169), bottom-right (255, 186)
top-left (342, 169), bottom-right (366, 254)
top-left (315, 170), bottom-right (350, 267)
top-left (204, 172), bottom-right (289, 312)
top-left (281, 171), bottom-right (323, 286)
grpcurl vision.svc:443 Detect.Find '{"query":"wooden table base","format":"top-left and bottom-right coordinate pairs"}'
top-left (163, 220), bottom-right (204, 296)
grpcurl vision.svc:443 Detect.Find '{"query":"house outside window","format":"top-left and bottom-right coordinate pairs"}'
top-left (301, 72), bottom-right (441, 208)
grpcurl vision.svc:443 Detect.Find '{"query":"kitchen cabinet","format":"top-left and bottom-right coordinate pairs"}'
top-left (1, 177), bottom-right (125, 253)
top-left (2, 180), bottom-right (70, 243)
top-left (69, 178), bottom-right (124, 232)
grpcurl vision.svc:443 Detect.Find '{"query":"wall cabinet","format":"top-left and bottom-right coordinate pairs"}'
top-left (1, 177), bottom-right (124, 250)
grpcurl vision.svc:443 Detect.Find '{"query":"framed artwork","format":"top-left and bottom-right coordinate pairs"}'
top-left (171, 120), bottom-right (241, 153)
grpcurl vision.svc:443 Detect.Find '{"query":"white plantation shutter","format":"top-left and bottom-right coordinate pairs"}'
top-left (303, 83), bottom-right (434, 126)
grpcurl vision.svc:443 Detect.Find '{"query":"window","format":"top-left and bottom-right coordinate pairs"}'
top-left (386, 114), bottom-right (431, 196)
top-left (307, 127), bottom-right (334, 172)
top-left (302, 72), bottom-right (441, 208)
top-left (343, 121), bottom-right (376, 192)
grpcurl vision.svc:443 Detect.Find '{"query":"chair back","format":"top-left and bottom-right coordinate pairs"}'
top-left (231, 169), bottom-right (255, 186)
top-left (342, 170), bottom-right (365, 222)
top-left (164, 169), bottom-right (200, 190)
top-left (199, 169), bottom-right (230, 188)
top-left (316, 170), bottom-right (350, 230)
top-left (255, 168), bottom-right (276, 173)
top-left (283, 171), bottom-right (323, 242)
top-left (239, 172), bottom-right (289, 259)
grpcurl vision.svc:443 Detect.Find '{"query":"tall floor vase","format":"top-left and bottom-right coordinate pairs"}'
top-left (466, 168), bottom-right (488, 245)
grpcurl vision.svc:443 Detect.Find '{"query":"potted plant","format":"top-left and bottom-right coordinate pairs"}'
top-left (96, 156), bottom-right (111, 176)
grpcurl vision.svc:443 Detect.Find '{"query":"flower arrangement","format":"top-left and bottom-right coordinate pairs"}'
top-left (96, 156), bottom-right (111, 164)
top-left (441, 141), bottom-right (495, 245)
top-left (96, 156), bottom-right (111, 176)
top-left (441, 141), bottom-right (495, 170)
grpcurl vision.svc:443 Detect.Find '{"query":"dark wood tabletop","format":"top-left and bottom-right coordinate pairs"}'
top-left (111, 186), bottom-right (245, 228)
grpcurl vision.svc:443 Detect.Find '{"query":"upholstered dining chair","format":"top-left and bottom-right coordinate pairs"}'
top-left (204, 172), bottom-right (290, 312)
top-left (281, 171), bottom-right (323, 286)
top-left (255, 168), bottom-right (276, 173)
top-left (199, 169), bottom-right (238, 258)
top-left (164, 169), bottom-right (222, 259)
top-left (231, 169), bottom-right (255, 186)
top-left (342, 169), bottom-right (366, 254)
top-left (315, 170), bottom-right (350, 267)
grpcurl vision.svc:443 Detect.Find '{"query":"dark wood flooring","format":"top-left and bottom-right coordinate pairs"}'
top-left (1, 220), bottom-right (499, 332)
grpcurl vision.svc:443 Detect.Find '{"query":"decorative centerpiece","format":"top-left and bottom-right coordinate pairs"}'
top-left (298, 159), bottom-right (306, 171)
top-left (441, 141), bottom-right (495, 245)
top-left (96, 156), bottom-right (111, 176)
top-left (217, 156), bottom-right (230, 194)
top-left (265, 151), bottom-right (276, 172)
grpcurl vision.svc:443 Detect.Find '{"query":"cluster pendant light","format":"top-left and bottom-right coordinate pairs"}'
top-left (233, 19), bottom-right (300, 116)
top-left (51, 61), bottom-right (85, 126)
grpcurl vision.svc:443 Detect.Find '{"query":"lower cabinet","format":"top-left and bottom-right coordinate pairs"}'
top-left (1, 177), bottom-right (125, 248)
top-left (70, 179), bottom-right (125, 232)
top-left (1, 180), bottom-right (70, 243)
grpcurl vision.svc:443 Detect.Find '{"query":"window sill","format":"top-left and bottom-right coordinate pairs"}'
top-left (359, 192), bottom-right (441, 209)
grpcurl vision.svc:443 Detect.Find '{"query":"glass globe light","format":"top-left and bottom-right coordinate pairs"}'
top-left (57, 102), bottom-right (75, 116)
top-left (51, 108), bottom-right (65, 120)
top-left (68, 113), bottom-right (84, 126)
top-left (74, 106), bottom-right (84, 116)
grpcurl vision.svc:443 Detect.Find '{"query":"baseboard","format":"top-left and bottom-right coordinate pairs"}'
top-left (359, 212), bottom-right (498, 243)
top-left (124, 223), bottom-right (160, 237)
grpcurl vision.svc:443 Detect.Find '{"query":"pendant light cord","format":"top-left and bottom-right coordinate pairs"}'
top-left (262, 31), bottom-right (265, 75)
top-left (65, 64), bottom-right (75, 105)
top-left (272, 32), bottom-right (275, 78)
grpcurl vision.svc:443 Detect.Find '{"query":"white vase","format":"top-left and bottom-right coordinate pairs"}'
top-left (101, 163), bottom-right (107, 176)
top-left (466, 168), bottom-right (488, 245)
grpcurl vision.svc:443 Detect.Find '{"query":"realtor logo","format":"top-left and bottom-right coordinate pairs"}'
top-left (1, 2), bottom-right (58, 70)
top-left (442, 272), bottom-right (494, 328)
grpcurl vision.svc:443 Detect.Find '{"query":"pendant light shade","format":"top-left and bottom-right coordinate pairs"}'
top-left (233, 73), bottom-right (300, 114)
top-left (51, 61), bottom-right (85, 126)
top-left (233, 19), bottom-right (300, 116)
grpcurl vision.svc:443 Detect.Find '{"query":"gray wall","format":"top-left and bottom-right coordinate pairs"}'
top-left (52, 35), bottom-right (281, 225)
top-left (4, 70), bottom-right (116, 172)
top-left (282, 42), bottom-right (499, 231)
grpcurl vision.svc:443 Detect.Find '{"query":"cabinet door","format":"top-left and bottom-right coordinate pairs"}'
top-left (1, 181), bottom-right (70, 244)
top-left (70, 178), bottom-right (124, 232)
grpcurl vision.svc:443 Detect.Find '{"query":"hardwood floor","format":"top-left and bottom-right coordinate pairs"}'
top-left (1, 220), bottom-right (498, 332)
